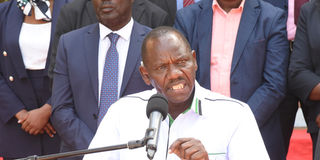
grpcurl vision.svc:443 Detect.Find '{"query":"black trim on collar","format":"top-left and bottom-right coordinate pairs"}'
top-left (204, 98), bottom-right (245, 107)
top-left (125, 95), bottom-right (149, 101)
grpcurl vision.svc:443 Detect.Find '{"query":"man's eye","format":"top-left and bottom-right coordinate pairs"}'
top-left (157, 65), bottom-right (167, 71)
top-left (177, 60), bottom-right (186, 65)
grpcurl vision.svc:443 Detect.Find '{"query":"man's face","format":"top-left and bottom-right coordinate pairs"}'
top-left (140, 33), bottom-right (197, 105)
top-left (92, 0), bottom-right (133, 30)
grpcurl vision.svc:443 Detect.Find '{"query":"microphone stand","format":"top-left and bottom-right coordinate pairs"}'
top-left (15, 139), bottom-right (146, 160)
top-left (15, 127), bottom-right (156, 160)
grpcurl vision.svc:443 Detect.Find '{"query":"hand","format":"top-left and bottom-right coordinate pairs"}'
top-left (316, 114), bottom-right (320, 128)
top-left (169, 138), bottom-right (209, 160)
top-left (43, 122), bottom-right (56, 137)
top-left (15, 109), bottom-right (29, 123)
top-left (20, 104), bottom-right (53, 135)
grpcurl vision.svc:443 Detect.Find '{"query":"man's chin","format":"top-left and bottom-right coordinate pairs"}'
top-left (166, 93), bottom-right (190, 104)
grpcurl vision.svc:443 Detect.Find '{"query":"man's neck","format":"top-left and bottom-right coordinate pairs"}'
top-left (216, 0), bottom-right (243, 13)
top-left (168, 90), bottom-right (195, 120)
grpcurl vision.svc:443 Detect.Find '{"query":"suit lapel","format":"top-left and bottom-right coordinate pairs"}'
top-left (231, 0), bottom-right (260, 74)
top-left (5, 3), bottom-right (27, 79)
top-left (120, 22), bottom-right (146, 97)
top-left (84, 24), bottom-right (100, 102)
top-left (196, 0), bottom-right (213, 88)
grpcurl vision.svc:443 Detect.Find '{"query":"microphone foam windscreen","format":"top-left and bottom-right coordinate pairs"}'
top-left (146, 93), bottom-right (168, 119)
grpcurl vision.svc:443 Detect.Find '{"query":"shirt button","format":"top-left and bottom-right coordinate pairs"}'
top-left (3, 51), bottom-right (7, 57)
top-left (9, 76), bottom-right (14, 82)
top-left (93, 113), bottom-right (98, 120)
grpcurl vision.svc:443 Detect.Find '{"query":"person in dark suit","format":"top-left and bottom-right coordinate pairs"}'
top-left (288, 0), bottom-right (320, 158)
top-left (174, 0), bottom-right (289, 159)
top-left (148, 0), bottom-right (284, 28)
top-left (0, 0), bottom-right (70, 159)
top-left (148, 0), bottom-right (202, 26)
top-left (48, 0), bottom-right (169, 80)
top-left (51, 0), bottom-right (153, 159)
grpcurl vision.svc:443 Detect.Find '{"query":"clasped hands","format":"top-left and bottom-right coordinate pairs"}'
top-left (15, 104), bottom-right (56, 137)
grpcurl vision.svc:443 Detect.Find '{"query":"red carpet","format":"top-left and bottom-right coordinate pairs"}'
top-left (287, 128), bottom-right (313, 160)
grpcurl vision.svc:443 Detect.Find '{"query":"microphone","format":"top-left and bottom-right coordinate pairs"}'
top-left (145, 93), bottom-right (168, 160)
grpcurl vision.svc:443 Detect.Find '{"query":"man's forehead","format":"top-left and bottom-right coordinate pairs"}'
top-left (148, 35), bottom-right (184, 50)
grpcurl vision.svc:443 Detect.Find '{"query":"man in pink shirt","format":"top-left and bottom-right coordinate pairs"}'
top-left (174, 0), bottom-right (289, 159)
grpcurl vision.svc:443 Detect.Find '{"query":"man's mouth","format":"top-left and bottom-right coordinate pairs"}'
top-left (171, 83), bottom-right (185, 90)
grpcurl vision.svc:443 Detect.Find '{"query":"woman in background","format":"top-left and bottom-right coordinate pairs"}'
top-left (0, 0), bottom-right (70, 159)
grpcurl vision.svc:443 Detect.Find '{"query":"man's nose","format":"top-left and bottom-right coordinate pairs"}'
top-left (167, 64), bottom-right (183, 79)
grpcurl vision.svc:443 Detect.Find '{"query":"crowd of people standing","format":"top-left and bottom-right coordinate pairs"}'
top-left (0, 0), bottom-right (319, 159)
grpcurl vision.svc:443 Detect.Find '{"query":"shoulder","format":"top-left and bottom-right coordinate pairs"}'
top-left (108, 90), bottom-right (156, 113)
top-left (258, 0), bottom-right (286, 19)
top-left (174, 0), bottom-right (212, 32)
top-left (250, 0), bottom-right (287, 32)
top-left (196, 85), bottom-right (250, 114)
top-left (0, 0), bottom-right (19, 27)
top-left (176, 0), bottom-right (211, 17)
top-left (59, 23), bottom-right (97, 41)
top-left (120, 90), bottom-right (156, 103)
top-left (300, 0), bottom-right (319, 16)
top-left (0, 0), bottom-right (13, 14)
top-left (133, 21), bottom-right (152, 36)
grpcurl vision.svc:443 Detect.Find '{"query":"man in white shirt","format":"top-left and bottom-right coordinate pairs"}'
top-left (84, 26), bottom-right (269, 160)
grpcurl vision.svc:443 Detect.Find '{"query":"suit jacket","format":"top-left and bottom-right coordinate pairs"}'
top-left (263, 0), bottom-right (288, 10)
top-left (51, 22), bottom-right (153, 156)
top-left (48, 0), bottom-right (170, 80)
top-left (0, 0), bottom-right (69, 158)
top-left (149, 0), bottom-right (177, 26)
top-left (174, 0), bottom-right (289, 159)
top-left (288, 0), bottom-right (320, 134)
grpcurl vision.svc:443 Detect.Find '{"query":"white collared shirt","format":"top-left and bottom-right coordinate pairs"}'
top-left (84, 82), bottom-right (269, 160)
top-left (98, 18), bottom-right (133, 102)
top-left (19, 22), bottom-right (51, 70)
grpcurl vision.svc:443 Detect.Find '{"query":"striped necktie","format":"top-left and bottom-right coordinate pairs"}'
top-left (98, 33), bottom-right (120, 124)
top-left (183, 0), bottom-right (195, 7)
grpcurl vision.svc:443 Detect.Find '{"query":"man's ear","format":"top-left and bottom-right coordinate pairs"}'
top-left (192, 50), bottom-right (198, 71)
top-left (139, 65), bottom-right (151, 85)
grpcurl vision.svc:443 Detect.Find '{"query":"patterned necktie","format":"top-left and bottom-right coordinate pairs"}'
top-left (183, 0), bottom-right (195, 7)
top-left (98, 33), bottom-right (120, 124)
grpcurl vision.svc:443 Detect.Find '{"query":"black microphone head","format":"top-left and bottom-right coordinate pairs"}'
top-left (146, 93), bottom-right (168, 119)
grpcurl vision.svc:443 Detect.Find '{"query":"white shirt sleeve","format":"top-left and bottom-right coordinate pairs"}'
top-left (227, 104), bottom-right (270, 160)
top-left (83, 104), bottom-right (121, 160)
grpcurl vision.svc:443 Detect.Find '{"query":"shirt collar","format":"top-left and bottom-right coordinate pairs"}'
top-left (212, 0), bottom-right (245, 14)
top-left (99, 18), bottom-right (134, 41)
top-left (188, 81), bottom-right (202, 116)
top-left (167, 81), bottom-right (202, 126)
